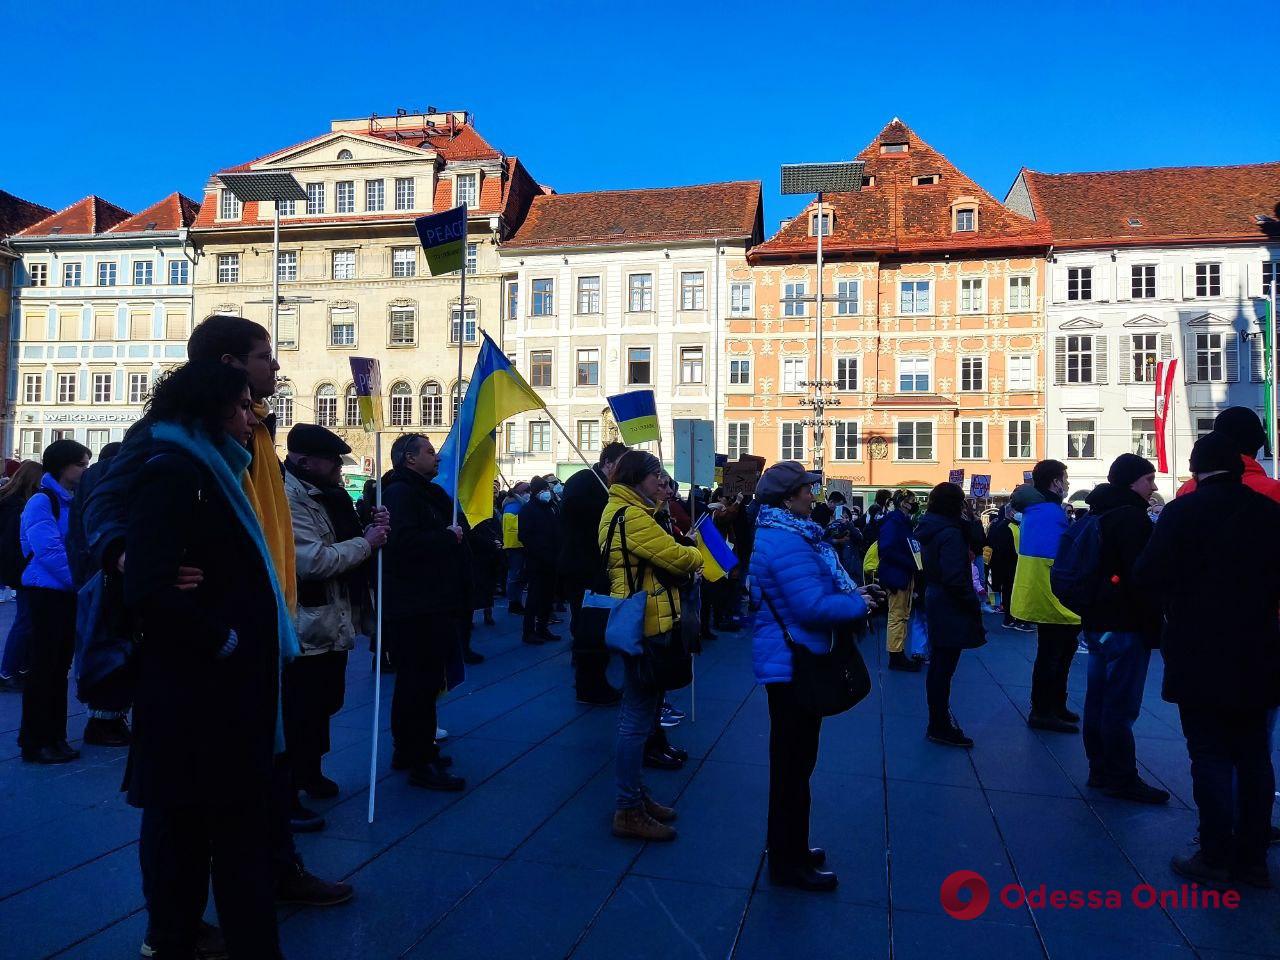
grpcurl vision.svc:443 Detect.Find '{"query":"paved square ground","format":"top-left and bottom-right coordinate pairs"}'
top-left (1, 600), bottom-right (1277, 959)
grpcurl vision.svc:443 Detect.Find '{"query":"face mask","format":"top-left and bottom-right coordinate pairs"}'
top-left (537, 490), bottom-right (552, 503)
top-left (518, 493), bottom-right (530, 504)
top-left (552, 484), bottom-right (563, 496)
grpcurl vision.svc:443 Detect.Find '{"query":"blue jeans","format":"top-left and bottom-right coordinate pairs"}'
top-left (615, 655), bottom-right (660, 809)
top-left (0, 589), bottom-right (32, 678)
top-left (505, 550), bottom-right (526, 605)
top-left (1082, 630), bottom-right (1150, 785)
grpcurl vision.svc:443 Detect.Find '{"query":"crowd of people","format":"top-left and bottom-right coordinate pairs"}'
top-left (0, 311), bottom-right (1275, 954)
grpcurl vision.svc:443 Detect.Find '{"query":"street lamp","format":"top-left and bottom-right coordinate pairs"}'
top-left (217, 171), bottom-right (309, 359)
top-left (780, 160), bottom-right (865, 474)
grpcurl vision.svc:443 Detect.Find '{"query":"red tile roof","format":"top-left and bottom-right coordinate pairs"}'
top-left (0, 190), bottom-right (54, 240)
top-left (17, 195), bottom-right (133, 237)
top-left (1018, 163), bottom-right (1280, 248)
top-left (751, 119), bottom-right (1050, 261)
top-left (506, 181), bottom-right (763, 249)
top-left (108, 193), bottom-right (200, 234)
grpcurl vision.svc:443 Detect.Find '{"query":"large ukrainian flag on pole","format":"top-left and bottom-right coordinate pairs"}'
top-left (434, 333), bottom-right (547, 527)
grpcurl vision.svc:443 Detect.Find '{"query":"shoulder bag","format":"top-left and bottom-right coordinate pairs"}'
top-left (578, 508), bottom-right (648, 657)
top-left (760, 585), bottom-right (870, 717)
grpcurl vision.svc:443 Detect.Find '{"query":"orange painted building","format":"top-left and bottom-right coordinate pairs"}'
top-left (727, 120), bottom-right (1052, 506)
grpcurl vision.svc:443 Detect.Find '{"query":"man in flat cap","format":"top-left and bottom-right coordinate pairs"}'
top-left (283, 424), bottom-right (389, 817)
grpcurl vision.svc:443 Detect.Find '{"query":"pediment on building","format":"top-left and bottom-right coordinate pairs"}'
top-left (1122, 314), bottom-right (1167, 328)
top-left (1186, 312), bottom-right (1232, 327)
top-left (1059, 316), bottom-right (1102, 330)
top-left (256, 132), bottom-right (433, 170)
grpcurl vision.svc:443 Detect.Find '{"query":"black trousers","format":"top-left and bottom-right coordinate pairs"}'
top-left (140, 803), bottom-right (281, 959)
top-left (389, 615), bottom-right (458, 766)
top-left (523, 562), bottom-right (555, 637)
top-left (1179, 704), bottom-right (1275, 871)
top-left (568, 588), bottom-right (610, 695)
top-left (20, 587), bottom-right (76, 751)
top-left (926, 646), bottom-right (964, 726)
top-left (1031, 622), bottom-right (1079, 715)
top-left (766, 682), bottom-right (822, 869)
top-left (283, 650), bottom-right (349, 788)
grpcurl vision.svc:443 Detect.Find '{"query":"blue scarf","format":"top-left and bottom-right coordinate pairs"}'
top-left (757, 505), bottom-right (860, 596)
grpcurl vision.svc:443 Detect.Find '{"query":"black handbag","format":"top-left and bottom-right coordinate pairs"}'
top-left (760, 587), bottom-right (871, 717)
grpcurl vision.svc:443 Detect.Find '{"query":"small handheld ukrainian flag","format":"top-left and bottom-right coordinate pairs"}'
top-left (607, 390), bottom-right (660, 445)
top-left (693, 514), bottom-right (737, 583)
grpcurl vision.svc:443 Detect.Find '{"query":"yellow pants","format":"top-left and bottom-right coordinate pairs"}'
top-left (887, 586), bottom-right (914, 654)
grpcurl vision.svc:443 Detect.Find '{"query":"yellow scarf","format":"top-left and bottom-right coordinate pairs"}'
top-left (244, 403), bottom-right (297, 613)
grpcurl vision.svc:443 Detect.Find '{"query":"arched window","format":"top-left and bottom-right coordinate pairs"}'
top-left (315, 384), bottom-right (338, 427)
top-left (337, 149), bottom-right (353, 160)
top-left (344, 384), bottom-right (360, 427)
top-left (452, 380), bottom-right (469, 423)
top-left (421, 381), bottom-right (443, 426)
top-left (271, 386), bottom-right (294, 428)
top-left (389, 381), bottom-right (413, 427)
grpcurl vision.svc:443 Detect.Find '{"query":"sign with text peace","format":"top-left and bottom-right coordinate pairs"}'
top-left (414, 205), bottom-right (467, 276)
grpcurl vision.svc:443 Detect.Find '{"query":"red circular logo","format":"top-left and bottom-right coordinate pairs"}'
top-left (940, 870), bottom-right (990, 921)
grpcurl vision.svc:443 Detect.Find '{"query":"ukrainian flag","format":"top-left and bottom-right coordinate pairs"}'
top-left (607, 390), bottom-right (660, 445)
top-left (434, 333), bottom-right (547, 527)
top-left (1009, 502), bottom-right (1080, 625)
top-left (693, 514), bottom-right (737, 583)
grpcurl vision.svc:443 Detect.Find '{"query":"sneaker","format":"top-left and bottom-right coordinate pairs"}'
top-left (140, 920), bottom-right (229, 959)
top-left (612, 806), bottom-right (677, 841)
top-left (1014, 621), bottom-right (1036, 632)
top-left (276, 865), bottom-right (354, 906)
top-left (659, 705), bottom-right (681, 728)
top-left (577, 685), bottom-right (623, 706)
top-left (1027, 712), bottom-right (1078, 734)
top-left (1170, 852), bottom-right (1231, 887)
top-left (289, 802), bottom-right (325, 833)
top-left (662, 701), bottom-right (686, 721)
top-left (1076, 639), bottom-right (1090, 655)
top-left (84, 717), bottom-right (131, 747)
top-left (643, 747), bottom-right (684, 770)
top-left (1103, 777), bottom-right (1170, 805)
top-left (409, 761), bottom-right (465, 792)
top-left (926, 724), bottom-right (974, 748)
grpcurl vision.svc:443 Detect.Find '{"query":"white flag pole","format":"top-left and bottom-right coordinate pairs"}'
top-left (452, 230), bottom-right (467, 528)
top-left (367, 430), bottom-right (384, 824)
top-left (545, 408), bottom-right (609, 493)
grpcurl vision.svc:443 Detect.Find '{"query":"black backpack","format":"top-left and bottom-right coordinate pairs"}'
top-left (1050, 512), bottom-right (1104, 616)
top-left (0, 490), bottom-right (59, 586)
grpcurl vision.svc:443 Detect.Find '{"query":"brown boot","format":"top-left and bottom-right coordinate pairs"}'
top-left (642, 793), bottom-right (677, 823)
top-left (612, 806), bottom-right (677, 841)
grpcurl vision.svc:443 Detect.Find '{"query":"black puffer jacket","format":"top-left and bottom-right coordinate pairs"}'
top-left (557, 466), bottom-right (609, 590)
top-left (380, 467), bottom-right (473, 620)
top-left (915, 511), bottom-right (986, 650)
top-left (1081, 482), bottom-right (1159, 644)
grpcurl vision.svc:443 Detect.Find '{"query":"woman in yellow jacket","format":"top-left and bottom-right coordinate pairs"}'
top-left (599, 450), bottom-right (702, 841)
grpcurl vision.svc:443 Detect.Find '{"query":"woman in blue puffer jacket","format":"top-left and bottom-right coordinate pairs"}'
top-left (750, 461), bottom-right (879, 893)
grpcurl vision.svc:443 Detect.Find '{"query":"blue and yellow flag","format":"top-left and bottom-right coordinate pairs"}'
top-left (434, 333), bottom-right (547, 527)
top-left (693, 514), bottom-right (737, 583)
top-left (607, 390), bottom-right (660, 445)
top-left (1009, 501), bottom-right (1080, 626)
top-left (414, 205), bottom-right (467, 276)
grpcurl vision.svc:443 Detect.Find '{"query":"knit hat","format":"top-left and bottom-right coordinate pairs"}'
top-left (1107, 453), bottom-right (1156, 488)
top-left (1189, 431), bottom-right (1245, 478)
top-left (1213, 407), bottom-right (1267, 458)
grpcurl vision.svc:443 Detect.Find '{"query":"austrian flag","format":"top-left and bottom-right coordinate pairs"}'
top-left (1154, 359), bottom-right (1178, 473)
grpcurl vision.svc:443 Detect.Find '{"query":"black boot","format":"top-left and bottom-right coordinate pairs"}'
top-left (888, 651), bottom-right (921, 672)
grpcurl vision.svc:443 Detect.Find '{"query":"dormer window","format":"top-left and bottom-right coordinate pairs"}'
top-left (862, 175), bottom-right (875, 187)
top-left (337, 149), bottom-right (353, 160)
top-left (880, 143), bottom-right (908, 154)
top-left (912, 174), bottom-right (939, 186)
top-left (810, 212), bottom-right (832, 237)
top-left (954, 207), bottom-right (977, 232)
top-left (1127, 217), bottom-right (1142, 227)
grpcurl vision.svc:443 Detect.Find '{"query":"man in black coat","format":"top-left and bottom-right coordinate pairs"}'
top-left (382, 433), bottom-right (471, 791)
top-left (1080, 454), bottom-right (1168, 805)
top-left (558, 441), bottom-right (627, 704)
top-left (1135, 432), bottom-right (1280, 888)
top-left (518, 476), bottom-right (561, 645)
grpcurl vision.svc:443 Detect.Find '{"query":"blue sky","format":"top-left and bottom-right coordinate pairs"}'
top-left (4, 0), bottom-right (1276, 234)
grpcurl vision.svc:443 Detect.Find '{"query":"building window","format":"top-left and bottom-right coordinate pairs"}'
top-left (835, 356), bottom-right (859, 391)
top-left (729, 358), bottom-right (752, 386)
top-left (332, 250), bottom-right (356, 281)
top-left (63, 263), bottom-right (82, 287)
top-left (896, 421), bottom-right (933, 461)
top-left (1008, 275), bottom-right (1032, 312)
top-left (954, 207), bottom-right (976, 232)
top-left (811, 212), bottom-right (831, 236)
top-left (87, 429), bottom-right (109, 455)
top-left (450, 380), bottom-right (467, 422)
top-left (277, 308), bottom-right (298, 350)
top-left (1065, 335), bottom-right (1095, 384)
top-left (1131, 417), bottom-right (1156, 458)
top-left (680, 346), bottom-right (704, 384)
top-left (1067, 418), bottom-right (1096, 459)
top-left (627, 347), bottom-right (652, 385)
top-left (168, 260), bottom-right (188, 285)
top-left (455, 173), bottom-right (477, 209)
top-left (1194, 332), bottom-right (1225, 381)
top-left (28, 263), bottom-right (48, 286)
top-left (959, 277), bottom-right (984, 313)
top-left (335, 181), bottom-right (355, 214)
top-left (1195, 262), bottom-right (1221, 297)
top-left (577, 420), bottom-right (601, 452)
top-left (217, 254), bottom-right (239, 284)
top-left (959, 420), bottom-right (985, 459)
top-left (20, 430), bottom-right (42, 458)
top-left (1129, 333), bottom-right (1159, 383)
top-left (836, 279), bottom-right (859, 315)
top-left (391, 248), bottom-right (416, 278)
top-left (1196, 417), bottom-right (1215, 439)
top-left (781, 422), bottom-right (805, 461)
top-left (97, 262), bottom-right (116, 286)
top-left (277, 199), bottom-right (295, 217)
top-left (329, 308), bottom-right (356, 347)
top-left (394, 177), bottom-right (414, 211)
top-left (529, 421), bottom-right (551, 453)
top-left (365, 180), bottom-right (385, 212)
top-left (898, 356), bottom-right (930, 392)
top-left (450, 306), bottom-right (477, 345)
top-left (730, 283), bottom-right (753, 315)
top-left (57, 372), bottom-right (77, 403)
top-left (277, 251), bottom-right (298, 282)
top-left (577, 276), bottom-right (601, 314)
top-left (529, 350), bottom-right (553, 387)
top-left (1007, 419), bottom-right (1033, 459)
top-left (1007, 354), bottom-right (1033, 390)
top-left (305, 182), bottom-right (325, 215)
top-left (92, 372), bottom-right (112, 404)
top-left (628, 274), bottom-right (653, 312)
top-left (783, 281), bottom-right (808, 317)
top-left (781, 357), bottom-right (806, 393)
top-left (133, 261), bottom-right (153, 286)
top-left (421, 382), bottom-right (444, 426)
top-left (315, 385), bottom-right (338, 427)
top-left (913, 174), bottom-right (939, 186)
top-left (900, 280), bottom-right (931, 314)
top-left (532, 279), bottom-right (555, 316)
top-left (727, 422), bottom-right (751, 461)
top-left (959, 356), bottom-right (985, 392)
top-left (1067, 267), bottom-right (1092, 301)
top-left (576, 349), bottom-right (599, 386)
top-left (219, 189), bottom-right (241, 220)
top-left (1132, 264), bottom-right (1157, 299)
top-left (680, 271), bottom-right (706, 310)
top-left (1264, 262), bottom-right (1280, 297)
top-left (344, 386), bottom-right (360, 427)
top-left (272, 388), bottom-right (294, 428)
top-left (833, 422), bottom-right (860, 461)
top-left (23, 374), bottom-right (41, 403)
top-left (506, 281), bottom-right (519, 320)
top-left (389, 382), bottom-right (413, 426)
top-left (389, 307), bottom-right (416, 346)
top-left (128, 372), bottom-right (150, 403)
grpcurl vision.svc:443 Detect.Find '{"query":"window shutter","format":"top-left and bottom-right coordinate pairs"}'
top-left (1249, 336), bottom-right (1265, 382)
top-left (1184, 335), bottom-right (1198, 383)
top-left (1246, 262), bottom-right (1260, 298)
top-left (1052, 269), bottom-right (1067, 304)
top-left (1159, 263), bottom-right (1175, 300)
top-left (1224, 263), bottom-right (1240, 298)
top-left (278, 311), bottom-right (299, 348)
top-left (1095, 265), bottom-right (1111, 303)
top-left (1183, 264), bottom-right (1197, 299)
top-left (1094, 335), bottom-right (1109, 384)
top-left (1159, 333), bottom-right (1173, 360)
top-left (1118, 334), bottom-right (1132, 384)
top-left (1054, 336), bottom-right (1066, 384)
top-left (1113, 264), bottom-right (1129, 302)
top-left (1226, 335), bottom-right (1240, 383)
